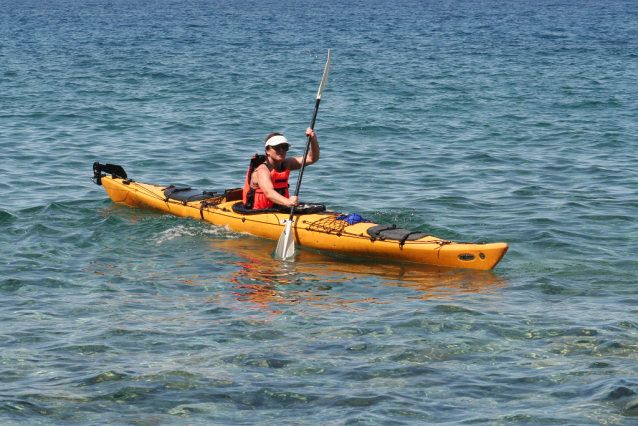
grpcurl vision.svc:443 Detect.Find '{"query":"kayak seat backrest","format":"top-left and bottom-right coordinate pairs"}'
top-left (232, 202), bottom-right (326, 215)
top-left (224, 188), bottom-right (243, 202)
top-left (366, 225), bottom-right (431, 245)
top-left (164, 187), bottom-right (218, 204)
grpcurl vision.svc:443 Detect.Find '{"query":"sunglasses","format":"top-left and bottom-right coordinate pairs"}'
top-left (270, 144), bottom-right (289, 152)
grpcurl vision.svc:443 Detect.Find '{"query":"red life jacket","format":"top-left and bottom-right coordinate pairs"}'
top-left (242, 156), bottom-right (290, 209)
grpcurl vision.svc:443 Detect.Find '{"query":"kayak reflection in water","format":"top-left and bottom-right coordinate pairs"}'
top-left (242, 127), bottom-right (319, 210)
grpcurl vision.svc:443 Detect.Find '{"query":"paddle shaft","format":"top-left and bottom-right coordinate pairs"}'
top-left (289, 97), bottom-right (321, 219)
top-left (277, 103), bottom-right (319, 258)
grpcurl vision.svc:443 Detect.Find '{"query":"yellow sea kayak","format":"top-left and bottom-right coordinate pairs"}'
top-left (92, 163), bottom-right (508, 270)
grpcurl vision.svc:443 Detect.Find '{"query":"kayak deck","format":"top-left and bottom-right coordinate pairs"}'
top-left (98, 174), bottom-right (508, 270)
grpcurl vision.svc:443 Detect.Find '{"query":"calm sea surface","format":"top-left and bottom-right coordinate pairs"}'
top-left (2, 0), bottom-right (638, 424)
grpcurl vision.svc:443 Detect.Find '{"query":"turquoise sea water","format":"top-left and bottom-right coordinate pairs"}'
top-left (2, 0), bottom-right (638, 424)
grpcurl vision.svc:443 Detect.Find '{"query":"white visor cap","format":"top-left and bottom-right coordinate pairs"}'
top-left (265, 135), bottom-right (290, 148)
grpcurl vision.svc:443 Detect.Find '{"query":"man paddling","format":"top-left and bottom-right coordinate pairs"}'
top-left (242, 128), bottom-right (319, 210)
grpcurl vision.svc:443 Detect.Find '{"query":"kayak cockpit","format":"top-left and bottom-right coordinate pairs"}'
top-left (231, 202), bottom-right (326, 215)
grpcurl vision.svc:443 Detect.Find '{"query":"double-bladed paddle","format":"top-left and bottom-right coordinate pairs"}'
top-left (275, 50), bottom-right (331, 260)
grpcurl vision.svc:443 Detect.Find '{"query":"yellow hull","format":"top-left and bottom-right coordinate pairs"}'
top-left (100, 176), bottom-right (508, 270)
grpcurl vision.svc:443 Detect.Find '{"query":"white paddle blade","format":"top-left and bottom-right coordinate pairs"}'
top-left (316, 49), bottom-right (331, 100)
top-left (275, 221), bottom-right (295, 260)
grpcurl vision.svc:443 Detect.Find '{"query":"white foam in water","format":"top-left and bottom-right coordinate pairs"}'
top-left (154, 224), bottom-right (238, 245)
top-left (155, 225), bottom-right (195, 245)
